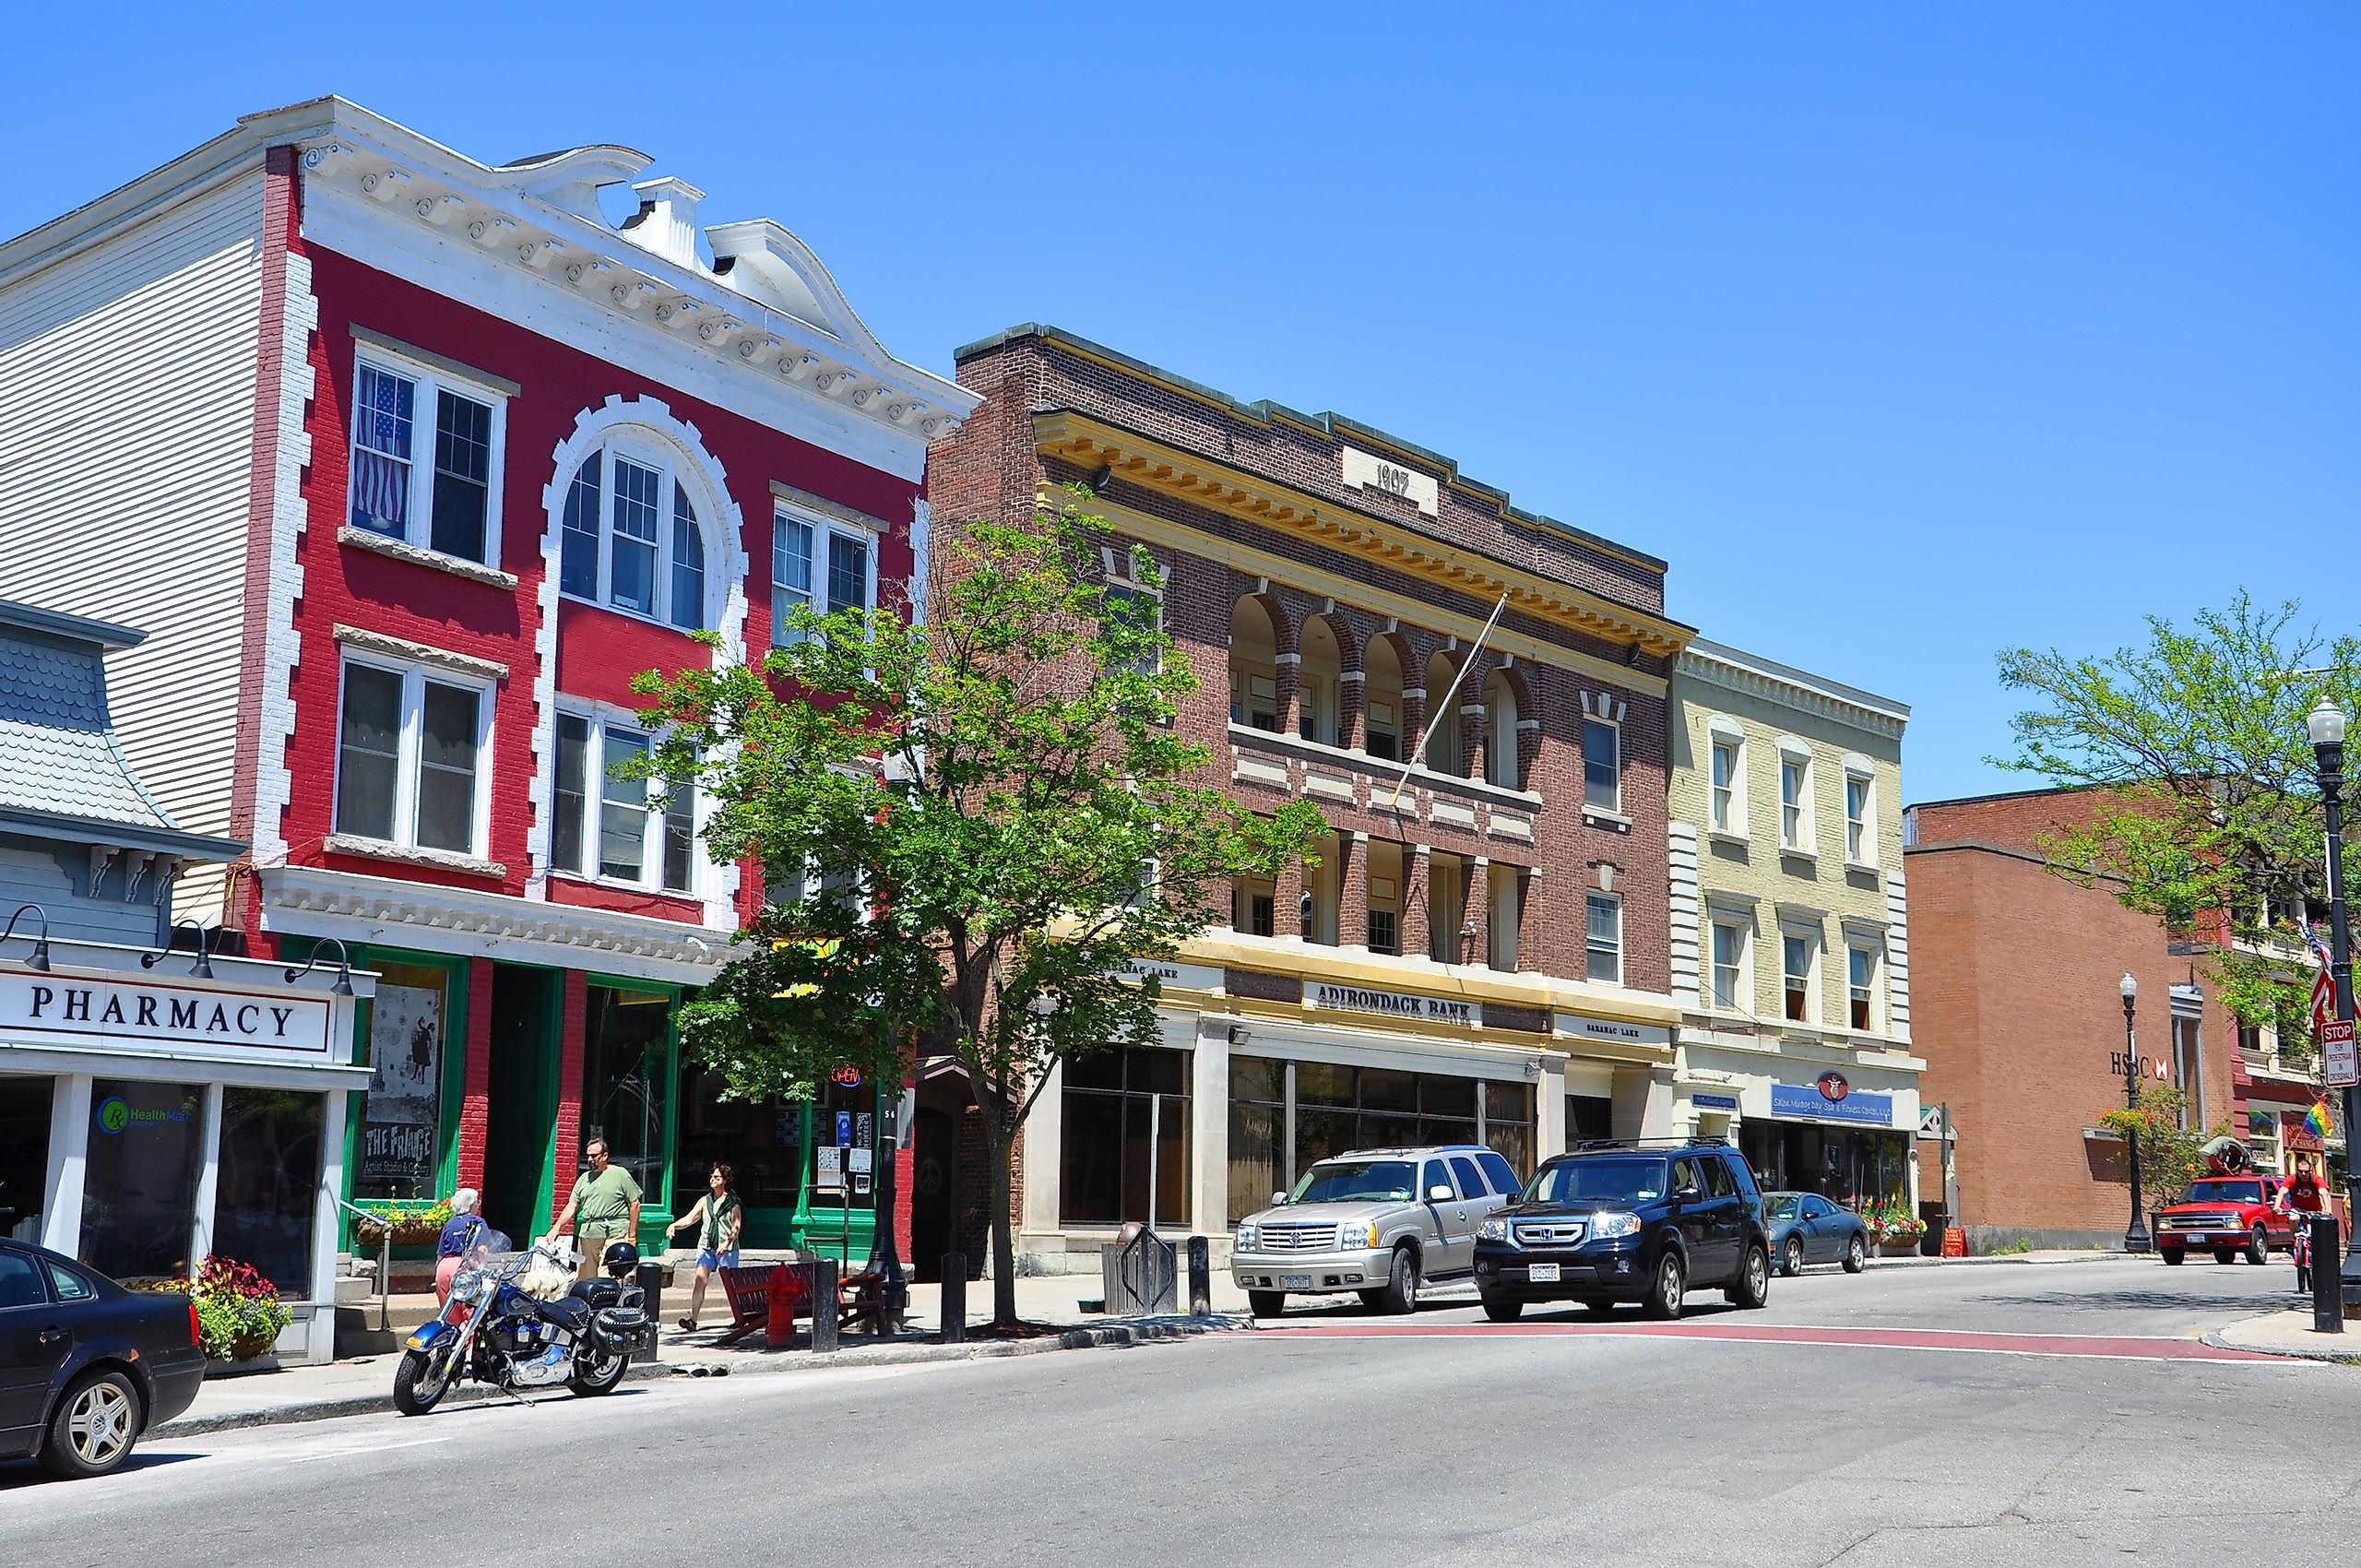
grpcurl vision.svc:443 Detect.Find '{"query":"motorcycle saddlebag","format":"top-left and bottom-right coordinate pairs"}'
top-left (593, 1305), bottom-right (650, 1349)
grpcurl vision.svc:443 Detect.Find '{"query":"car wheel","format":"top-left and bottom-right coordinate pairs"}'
top-left (1842, 1234), bottom-right (1866, 1274)
top-left (1643, 1249), bottom-right (1686, 1321)
top-left (1479, 1292), bottom-right (1524, 1323)
top-left (2246, 1226), bottom-right (2270, 1266)
top-left (2213, 1249), bottom-right (2236, 1265)
top-left (1781, 1238), bottom-right (1805, 1277)
top-left (392, 1346), bottom-right (457, 1417)
top-left (568, 1345), bottom-right (629, 1397)
top-left (1374, 1247), bottom-right (1419, 1315)
top-left (1247, 1290), bottom-right (1287, 1319)
top-left (2161, 1248), bottom-right (2185, 1265)
top-left (38, 1369), bottom-right (141, 1480)
top-left (1727, 1243), bottom-right (1772, 1310)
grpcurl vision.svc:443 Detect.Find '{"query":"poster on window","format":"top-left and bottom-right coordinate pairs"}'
top-left (362, 981), bottom-right (443, 1190)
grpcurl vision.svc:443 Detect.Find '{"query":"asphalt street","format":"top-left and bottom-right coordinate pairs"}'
top-left (4, 1254), bottom-right (2352, 1567)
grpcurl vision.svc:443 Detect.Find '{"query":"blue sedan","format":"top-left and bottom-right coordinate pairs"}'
top-left (1764, 1192), bottom-right (1869, 1277)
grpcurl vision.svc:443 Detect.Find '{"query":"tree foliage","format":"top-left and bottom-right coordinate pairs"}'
top-left (634, 492), bottom-right (1327, 1324)
top-left (1996, 593), bottom-right (2361, 1064)
top-left (2096, 1085), bottom-right (2231, 1208)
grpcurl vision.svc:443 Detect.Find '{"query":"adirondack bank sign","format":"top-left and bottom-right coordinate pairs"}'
top-left (1306, 981), bottom-right (1481, 1028)
top-left (0, 971), bottom-right (335, 1062)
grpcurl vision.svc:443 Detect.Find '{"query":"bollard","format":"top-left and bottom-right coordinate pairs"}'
top-left (2315, 1215), bottom-right (2343, 1334)
top-left (633, 1260), bottom-right (664, 1364)
top-left (811, 1257), bottom-right (839, 1353)
top-left (1187, 1236), bottom-right (1212, 1316)
top-left (941, 1254), bottom-right (967, 1344)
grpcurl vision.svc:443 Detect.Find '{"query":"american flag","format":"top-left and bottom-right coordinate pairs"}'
top-left (350, 365), bottom-right (410, 529)
top-left (2307, 922), bottom-right (2337, 1039)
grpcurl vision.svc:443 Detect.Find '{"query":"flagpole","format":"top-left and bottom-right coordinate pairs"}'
top-left (1383, 591), bottom-right (1510, 816)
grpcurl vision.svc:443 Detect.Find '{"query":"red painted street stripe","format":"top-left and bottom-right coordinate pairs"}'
top-left (1257, 1320), bottom-right (2297, 1362)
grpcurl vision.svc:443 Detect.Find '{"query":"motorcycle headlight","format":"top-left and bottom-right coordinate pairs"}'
top-left (451, 1266), bottom-right (483, 1297)
top-left (1477, 1218), bottom-right (1509, 1242)
top-left (1337, 1220), bottom-right (1379, 1250)
top-left (1590, 1211), bottom-right (1642, 1241)
top-left (1237, 1223), bottom-right (1260, 1251)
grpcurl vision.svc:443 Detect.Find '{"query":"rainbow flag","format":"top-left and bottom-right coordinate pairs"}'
top-left (2306, 1100), bottom-right (2335, 1141)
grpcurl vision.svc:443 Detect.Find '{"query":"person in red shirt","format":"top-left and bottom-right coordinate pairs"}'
top-left (2280, 1156), bottom-right (2329, 1292)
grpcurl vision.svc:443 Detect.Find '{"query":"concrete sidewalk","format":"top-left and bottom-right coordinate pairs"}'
top-left (2206, 1307), bottom-right (2361, 1365)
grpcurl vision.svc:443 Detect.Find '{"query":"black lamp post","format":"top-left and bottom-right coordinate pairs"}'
top-left (2308, 696), bottom-right (2359, 1309)
top-left (2120, 972), bottom-right (2151, 1253)
top-left (869, 1080), bottom-right (906, 1334)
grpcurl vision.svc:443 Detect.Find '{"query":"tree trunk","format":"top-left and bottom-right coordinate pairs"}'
top-left (981, 1115), bottom-right (1018, 1327)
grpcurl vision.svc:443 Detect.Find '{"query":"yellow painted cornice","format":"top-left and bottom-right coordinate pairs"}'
top-left (1035, 410), bottom-right (1692, 661)
top-left (1176, 930), bottom-right (1683, 1030)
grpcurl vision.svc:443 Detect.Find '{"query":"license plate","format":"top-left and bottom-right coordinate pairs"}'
top-left (1282, 1275), bottom-right (1312, 1289)
top-left (1528, 1263), bottom-right (1560, 1283)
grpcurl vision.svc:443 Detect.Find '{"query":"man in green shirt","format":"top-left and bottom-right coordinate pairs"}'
top-left (551, 1138), bottom-right (642, 1280)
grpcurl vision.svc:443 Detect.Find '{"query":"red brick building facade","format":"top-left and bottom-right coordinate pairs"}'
top-left (931, 326), bottom-right (1693, 1265)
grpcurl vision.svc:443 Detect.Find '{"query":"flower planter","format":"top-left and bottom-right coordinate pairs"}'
top-left (1878, 1237), bottom-right (1923, 1257)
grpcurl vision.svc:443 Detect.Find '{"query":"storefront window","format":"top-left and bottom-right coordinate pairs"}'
top-left (80, 1078), bottom-right (203, 1284)
top-left (1268, 1063), bottom-right (1528, 1188)
top-left (0, 1075), bottom-right (53, 1242)
top-left (1061, 1047), bottom-right (1189, 1228)
top-left (214, 1088), bottom-right (323, 1298)
top-left (1227, 1057), bottom-right (1282, 1224)
top-left (357, 960), bottom-right (451, 1201)
top-left (1484, 1082), bottom-right (1532, 1179)
top-left (675, 1069), bottom-right (804, 1224)
top-left (580, 986), bottom-right (673, 1199)
top-left (1747, 1122), bottom-right (1908, 1210)
top-left (1568, 1094), bottom-right (1613, 1146)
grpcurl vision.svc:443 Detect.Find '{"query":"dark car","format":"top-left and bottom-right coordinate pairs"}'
top-left (1764, 1191), bottom-right (1870, 1277)
top-left (0, 1238), bottom-right (207, 1479)
top-left (1473, 1138), bottom-right (1772, 1321)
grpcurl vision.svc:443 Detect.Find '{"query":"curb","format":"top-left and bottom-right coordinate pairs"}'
top-left (154, 1314), bottom-right (1247, 1439)
top-left (2201, 1313), bottom-right (2361, 1368)
top-left (1864, 1252), bottom-right (2129, 1270)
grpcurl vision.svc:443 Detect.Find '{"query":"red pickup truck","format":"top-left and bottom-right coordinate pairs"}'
top-left (2153, 1176), bottom-right (2295, 1265)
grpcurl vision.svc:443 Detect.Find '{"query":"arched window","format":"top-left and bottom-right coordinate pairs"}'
top-left (1229, 597), bottom-right (1281, 732)
top-left (557, 437), bottom-right (712, 631)
top-left (1363, 637), bottom-right (1404, 762)
top-left (1299, 617), bottom-right (1344, 746)
top-left (1484, 671), bottom-right (1520, 789)
top-left (1423, 652), bottom-right (1465, 776)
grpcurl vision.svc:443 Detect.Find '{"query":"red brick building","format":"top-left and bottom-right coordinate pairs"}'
top-left (0, 100), bottom-right (976, 1264)
top-left (1904, 789), bottom-right (2281, 1249)
top-left (931, 326), bottom-right (1692, 1267)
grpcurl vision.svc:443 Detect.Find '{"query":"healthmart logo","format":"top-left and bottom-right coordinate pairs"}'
top-left (95, 1097), bottom-right (189, 1134)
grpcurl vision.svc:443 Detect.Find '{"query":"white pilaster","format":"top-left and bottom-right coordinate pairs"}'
top-left (1018, 1059), bottom-right (1065, 1251)
top-left (189, 1083), bottom-right (225, 1265)
top-left (42, 1075), bottom-right (92, 1255)
top-left (1536, 1055), bottom-right (1568, 1161)
top-left (1192, 1017), bottom-right (1229, 1237)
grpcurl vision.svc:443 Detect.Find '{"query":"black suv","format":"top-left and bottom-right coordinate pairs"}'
top-left (1472, 1138), bottom-right (1772, 1321)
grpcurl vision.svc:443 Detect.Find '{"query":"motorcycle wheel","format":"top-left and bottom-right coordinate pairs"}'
top-left (393, 1346), bottom-right (456, 1417)
top-left (569, 1346), bottom-right (629, 1398)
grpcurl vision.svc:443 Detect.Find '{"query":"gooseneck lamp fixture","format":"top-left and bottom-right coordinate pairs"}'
top-left (0, 903), bottom-right (52, 971)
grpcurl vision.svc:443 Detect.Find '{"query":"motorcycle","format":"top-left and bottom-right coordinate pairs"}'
top-left (392, 1229), bottom-right (654, 1417)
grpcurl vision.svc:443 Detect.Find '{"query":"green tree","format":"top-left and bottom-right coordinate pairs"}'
top-left (1997, 593), bottom-right (2361, 1064)
top-left (635, 492), bottom-right (1326, 1327)
top-left (2096, 1084), bottom-right (2230, 1209)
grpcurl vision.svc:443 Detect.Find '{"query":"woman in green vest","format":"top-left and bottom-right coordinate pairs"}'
top-left (665, 1163), bottom-right (742, 1331)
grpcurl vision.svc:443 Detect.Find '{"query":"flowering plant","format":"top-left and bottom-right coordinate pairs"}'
top-left (1866, 1200), bottom-right (1925, 1242)
top-left (139, 1255), bottom-right (292, 1361)
top-left (351, 1198), bottom-right (453, 1245)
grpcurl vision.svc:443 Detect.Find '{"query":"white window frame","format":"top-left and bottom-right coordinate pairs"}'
top-left (349, 348), bottom-right (509, 568)
top-left (550, 703), bottom-right (703, 896)
top-left (1777, 741), bottom-right (1814, 854)
top-left (1709, 916), bottom-right (1749, 1013)
top-left (1846, 940), bottom-right (1880, 1033)
top-left (772, 501), bottom-right (880, 645)
top-left (1585, 891), bottom-right (1623, 985)
top-left (1780, 923), bottom-right (1821, 1024)
top-left (1102, 553), bottom-right (1165, 681)
top-left (331, 652), bottom-right (493, 857)
top-left (558, 439), bottom-right (716, 632)
top-left (1707, 719), bottom-right (1747, 839)
top-left (1582, 716), bottom-right (1622, 814)
top-left (1845, 764), bottom-right (1876, 868)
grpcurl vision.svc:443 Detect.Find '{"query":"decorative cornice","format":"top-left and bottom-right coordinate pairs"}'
top-left (1678, 641), bottom-right (1909, 740)
top-left (331, 622), bottom-right (511, 681)
top-left (1034, 410), bottom-right (1691, 660)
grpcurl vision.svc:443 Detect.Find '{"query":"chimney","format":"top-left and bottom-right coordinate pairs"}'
top-left (619, 176), bottom-right (705, 269)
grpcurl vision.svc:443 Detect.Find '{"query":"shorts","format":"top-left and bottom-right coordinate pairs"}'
top-left (697, 1248), bottom-right (740, 1272)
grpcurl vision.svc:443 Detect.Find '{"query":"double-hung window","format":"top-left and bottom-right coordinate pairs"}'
top-left (1585, 892), bottom-right (1622, 984)
top-left (1582, 718), bottom-right (1620, 813)
top-left (1845, 769), bottom-right (1874, 864)
top-left (556, 442), bottom-right (710, 630)
top-left (1779, 751), bottom-right (1812, 852)
top-left (1848, 943), bottom-right (1879, 1031)
top-left (1782, 929), bottom-right (1817, 1022)
top-left (1710, 920), bottom-right (1746, 1011)
top-left (1710, 736), bottom-right (1742, 835)
top-left (334, 657), bottom-right (491, 857)
top-left (350, 352), bottom-right (506, 566)
top-left (771, 505), bottom-right (875, 644)
top-left (552, 710), bottom-right (698, 893)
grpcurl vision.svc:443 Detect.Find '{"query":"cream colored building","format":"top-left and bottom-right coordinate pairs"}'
top-left (1667, 641), bottom-right (1922, 1215)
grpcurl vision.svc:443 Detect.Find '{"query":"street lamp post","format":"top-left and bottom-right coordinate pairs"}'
top-left (2120, 972), bottom-right (2151, 1253)
top-left (2308, 697), bottom-right (2359, 1308)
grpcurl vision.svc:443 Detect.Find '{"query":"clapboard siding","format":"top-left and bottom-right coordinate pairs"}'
top-left (0, 170), bottom-right (264, 899)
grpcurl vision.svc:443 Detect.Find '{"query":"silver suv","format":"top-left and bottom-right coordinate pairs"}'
top-left (1231, 1146), bottom-right (1523, 1317)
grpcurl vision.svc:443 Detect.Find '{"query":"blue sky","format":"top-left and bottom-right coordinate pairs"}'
top-left (5, 6), bottom-right (2353, 802)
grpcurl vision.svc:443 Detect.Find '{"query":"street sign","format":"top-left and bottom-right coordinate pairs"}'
top-left (2325, 1019), bottom-right (2358, 1089)
top-left (835, 1111), bottom-right (852, 1146)
top-left (816, 1146), bottom-right (844, 1190)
